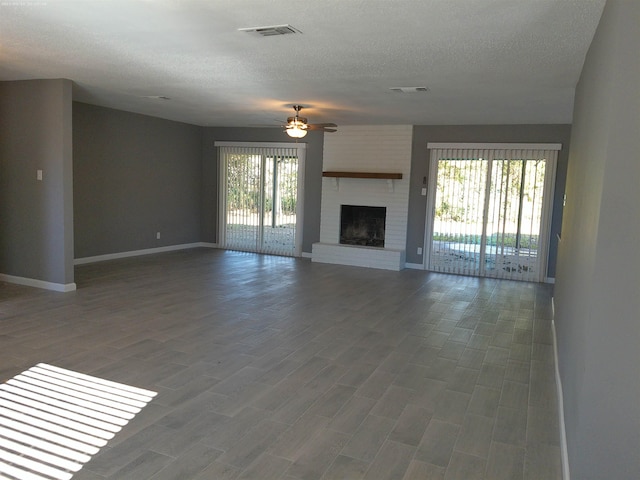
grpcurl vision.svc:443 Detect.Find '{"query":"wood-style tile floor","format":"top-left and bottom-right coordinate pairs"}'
top-left (0, 248), bottom-right (562, 479)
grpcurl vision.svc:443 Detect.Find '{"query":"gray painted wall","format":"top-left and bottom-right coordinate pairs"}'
top-left (406, 124), bottom-right (572, 278)
top-left (0, 87), bottom-right (573, 288)
top-left (0, 79), bottom-right (74, 285)
top-left (202, 128), bottom-right (324, 254)
top-left (554, 0), bottom-right (640, 478)
top-left (73, 102), bottom-right (203, 258)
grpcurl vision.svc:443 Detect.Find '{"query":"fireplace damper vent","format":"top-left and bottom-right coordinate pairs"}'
top-left (340, 205), bottom-right (386, 248)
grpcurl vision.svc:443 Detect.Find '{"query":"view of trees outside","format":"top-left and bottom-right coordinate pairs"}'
top-left (433, 158), bottom-right (488, 244)
top-left (431, 156), bottom-right (547, 278)
top-left (225, 153), bottom-right (298, 255)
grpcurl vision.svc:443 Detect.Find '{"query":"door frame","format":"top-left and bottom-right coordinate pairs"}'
top-left (215, 141), bottom-right (306, 257)
top-left (423, 142), bottom-right (560, 281)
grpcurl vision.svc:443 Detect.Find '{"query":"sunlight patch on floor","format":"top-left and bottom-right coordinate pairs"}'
top-left (0, 363), bottom-right (156, 480)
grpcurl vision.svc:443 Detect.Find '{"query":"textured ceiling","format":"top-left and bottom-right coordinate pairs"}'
top-left (0, 0), bottom-right (606, 127)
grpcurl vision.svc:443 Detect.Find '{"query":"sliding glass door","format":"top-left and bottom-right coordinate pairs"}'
top-left (425, 145), bottom-right (557, 282)
top-left (218, 143), bottom-right (305, 257)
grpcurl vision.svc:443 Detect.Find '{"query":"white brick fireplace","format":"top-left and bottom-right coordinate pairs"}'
top-left (312, 125), bottom-right (412, 270)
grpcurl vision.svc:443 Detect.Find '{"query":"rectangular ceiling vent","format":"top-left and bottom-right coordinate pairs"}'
top-left (238, 24), bottom-right (302, 37)
top-left (389, 87), bottom-right (430, 93)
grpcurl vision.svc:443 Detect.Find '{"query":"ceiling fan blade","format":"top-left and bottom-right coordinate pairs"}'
top-left (307, 123), bottom-right (338, 131)
top-left (323, 128), bottom-right (337, 133)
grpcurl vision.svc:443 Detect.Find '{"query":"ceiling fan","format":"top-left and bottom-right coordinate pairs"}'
top-left (285, 105), bottom-right (337, 138)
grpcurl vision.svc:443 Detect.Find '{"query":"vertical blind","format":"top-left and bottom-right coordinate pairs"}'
top-left (427, 145), bottom-right (558, 282)
top-left (218, 145), bottom-right (301, 257)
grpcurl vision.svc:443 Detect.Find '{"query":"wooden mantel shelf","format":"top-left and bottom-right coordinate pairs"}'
top-left (323, 171), bottom-right (402, 192)
top-left (322, 171), bottom-right (403, 180)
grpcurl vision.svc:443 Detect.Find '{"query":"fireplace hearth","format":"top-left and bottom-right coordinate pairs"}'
top-left (340, 205), bottom-right (386, 247)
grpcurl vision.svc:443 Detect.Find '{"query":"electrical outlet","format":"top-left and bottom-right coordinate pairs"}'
top-left (421, 187), bottom-right (427, 196)
top-left (156, 232), bottom-right (161, 240)
top-left (417, 247), bottom-right (423, 255)
top-left (37, 170), bottom-right (43, 181)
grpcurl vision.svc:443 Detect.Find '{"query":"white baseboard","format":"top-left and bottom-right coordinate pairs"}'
top-left (551, 298), bottom-right (571, 480)
top-left (74, 242), bottom-right (217, 265)
top-left (404, 262), bottom-right (425, 270)
top-left (0, 274), bottom-right (76, 292)
top-left (545, 276), bottom-right (556, 284)
top-left (301, 251), bottom-right (313, 259)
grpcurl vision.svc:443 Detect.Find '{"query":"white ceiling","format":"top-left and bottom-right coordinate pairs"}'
top-left (0, 0), bottom-right (606, 127)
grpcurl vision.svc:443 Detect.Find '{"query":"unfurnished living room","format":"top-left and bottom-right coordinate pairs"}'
top-left (0, 1), bottom-right (638, 479)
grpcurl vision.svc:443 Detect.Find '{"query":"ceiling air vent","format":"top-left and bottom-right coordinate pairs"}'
top-left (238, 24), bottom-right (302, 37)
top-left (389, 87), bottom-right (430, 93)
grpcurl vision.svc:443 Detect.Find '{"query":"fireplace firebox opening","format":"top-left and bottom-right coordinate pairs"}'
top-left (340, 205), bottom-right (386, 247)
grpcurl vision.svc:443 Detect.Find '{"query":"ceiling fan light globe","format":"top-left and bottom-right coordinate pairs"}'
top-left (286, 126), bottom-right (307, 138)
